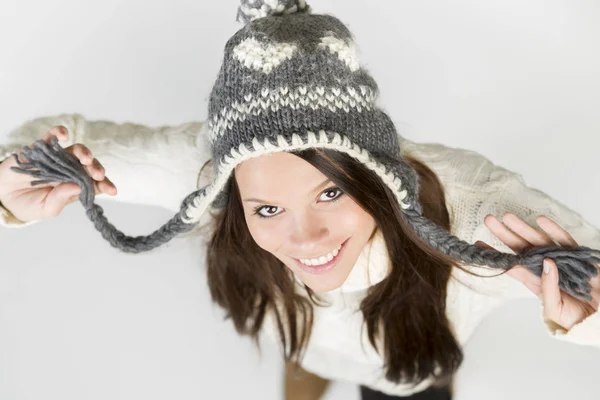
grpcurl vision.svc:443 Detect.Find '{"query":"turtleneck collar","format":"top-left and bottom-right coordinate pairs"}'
top-left (333, 228), bottom-right (391, 293)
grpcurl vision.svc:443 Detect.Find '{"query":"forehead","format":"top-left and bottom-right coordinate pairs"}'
top-left (234, 151), bottom-right (325, 193)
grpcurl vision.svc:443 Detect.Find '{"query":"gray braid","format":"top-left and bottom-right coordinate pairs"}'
top-left (9, 138), bottom-right (600, 301)
top-left (403, 210), bottom-right (600, 301)
top-left (9, 137), bottom-right (200, 253)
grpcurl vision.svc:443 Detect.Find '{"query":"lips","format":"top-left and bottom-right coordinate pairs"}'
top-left (294, 238), bottom-right (349, 275)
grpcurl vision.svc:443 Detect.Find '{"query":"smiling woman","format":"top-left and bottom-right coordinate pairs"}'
top-left (2, 0), bottom-right (600, 399)
top-left (235, 150), bottom-right (377, 292)
top-left (206, 146), bottom-right (463, 389)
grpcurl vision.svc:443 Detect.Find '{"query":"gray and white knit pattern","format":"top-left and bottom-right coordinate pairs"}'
top-left (8, 0), bottom-right (600, 301)
top-left (237, 0), bottom-right (310, 24)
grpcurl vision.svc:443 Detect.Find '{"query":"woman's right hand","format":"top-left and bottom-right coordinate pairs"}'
top-left (0, 125), bottom-right (118, 222)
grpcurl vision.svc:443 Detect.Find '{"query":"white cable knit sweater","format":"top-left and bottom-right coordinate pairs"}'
top-left (1, 114), bottom-right (599, 396)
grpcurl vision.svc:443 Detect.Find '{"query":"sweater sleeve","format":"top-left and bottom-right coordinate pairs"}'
top-left (469, 165), bottom-right (600, 349)
top-left (0, 113), bottom-right (212, 228)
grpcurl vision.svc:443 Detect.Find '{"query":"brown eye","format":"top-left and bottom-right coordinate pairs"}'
top-left (319, 187), bottom-right (344, 202)
top-left (253, 205), bottom-right (281, 219)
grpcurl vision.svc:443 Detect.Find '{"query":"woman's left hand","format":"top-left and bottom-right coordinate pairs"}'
top-left (475, 213), bottom-right (600, 331)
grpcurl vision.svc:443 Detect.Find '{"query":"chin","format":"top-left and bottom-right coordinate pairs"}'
top-left (296, 270), bottom-right (349, 293)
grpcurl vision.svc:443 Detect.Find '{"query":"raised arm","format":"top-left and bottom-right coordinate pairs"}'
top-left (402, 140), bottom-right (600, 349)
top-left (463, 157), bottom-right (600, 348)
top-left (0, 113), bottom-right (212, 227)
top-left (473, 171), bottom-right (600, 348)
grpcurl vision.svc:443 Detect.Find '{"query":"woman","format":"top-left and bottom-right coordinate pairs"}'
top-left (1, 1), bottom-right (599, 398)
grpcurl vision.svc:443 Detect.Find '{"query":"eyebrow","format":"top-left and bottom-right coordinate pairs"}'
top-left (243, 178), bottom-right (332, 204)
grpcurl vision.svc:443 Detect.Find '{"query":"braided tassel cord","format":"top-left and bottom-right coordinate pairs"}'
top-left (403, 210), bottom-right (600, 302)
top-left (8, 137), bottom-right (200, 253)
top-left (9, 138), bottom-right (600, 298)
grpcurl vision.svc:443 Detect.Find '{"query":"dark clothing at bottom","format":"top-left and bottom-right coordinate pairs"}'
top-left (360, 384), bottom-right (451, 400)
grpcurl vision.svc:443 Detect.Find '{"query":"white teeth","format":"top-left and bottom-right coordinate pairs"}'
top-left (299, 243), bottom-right (343, 266)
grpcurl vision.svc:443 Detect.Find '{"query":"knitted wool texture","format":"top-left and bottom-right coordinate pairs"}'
top-left (8, 0), bottom-right (600, 301)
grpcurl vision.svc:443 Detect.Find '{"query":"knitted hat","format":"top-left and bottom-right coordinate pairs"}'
top-left (9, 0), bottom-right (599, 301)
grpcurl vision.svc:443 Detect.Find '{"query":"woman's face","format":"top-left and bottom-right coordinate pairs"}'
top-left (234, 151), bottom-right (377, 292)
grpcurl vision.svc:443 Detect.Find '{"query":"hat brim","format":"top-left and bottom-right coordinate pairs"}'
top-left (181, 129), bottom-right (414, 224)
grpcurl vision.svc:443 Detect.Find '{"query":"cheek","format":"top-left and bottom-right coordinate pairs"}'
top-left (338, 201), bottom-right (374, 233)
top-left (245, 217), bottom-right (282, 254)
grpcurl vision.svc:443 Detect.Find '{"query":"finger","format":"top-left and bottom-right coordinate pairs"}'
top-left (64, 144), bottom-right (94, 164)
top-left (41, 126), bottom-right (69, 143)
top-left (70, 159), bottom-right (103, 183)
top-left (63, 176), bottom-right (117, 203)
top-left (89, 177), bottom-right (117, 196)
top-left (541, 258), bottom-right (564, 322)
top-left (84, 158), bottom-right (105, 181)
top-left (536, 216), bottom-right (579, 248)
top-left (483, 214), bottom-right (529, 253)
top-left (98, 176), bottom-right (118, 195)
top-left (502, 212), bottom-right (555, 247)
top-left (62, 145), bottom-right (102, 184)
top-left (62, 144), bottom-right (106, 182)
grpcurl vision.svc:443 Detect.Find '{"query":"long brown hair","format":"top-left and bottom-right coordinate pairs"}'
top-left (203, 148), bottom-right (471, 386)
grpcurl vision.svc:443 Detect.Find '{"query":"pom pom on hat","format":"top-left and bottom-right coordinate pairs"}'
top-left (236, 0), bottom-right (311, 24)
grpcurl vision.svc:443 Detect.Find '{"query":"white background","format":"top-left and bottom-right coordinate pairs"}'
top-left (1, 0), bottom-right (599, 399)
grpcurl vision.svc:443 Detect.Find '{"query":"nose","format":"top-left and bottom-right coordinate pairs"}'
top-left (289, 209), bottom-right (329, 253)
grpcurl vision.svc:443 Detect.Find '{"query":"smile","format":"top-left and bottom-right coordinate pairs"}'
top-left (293, 238), bottom-right (349, 275)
